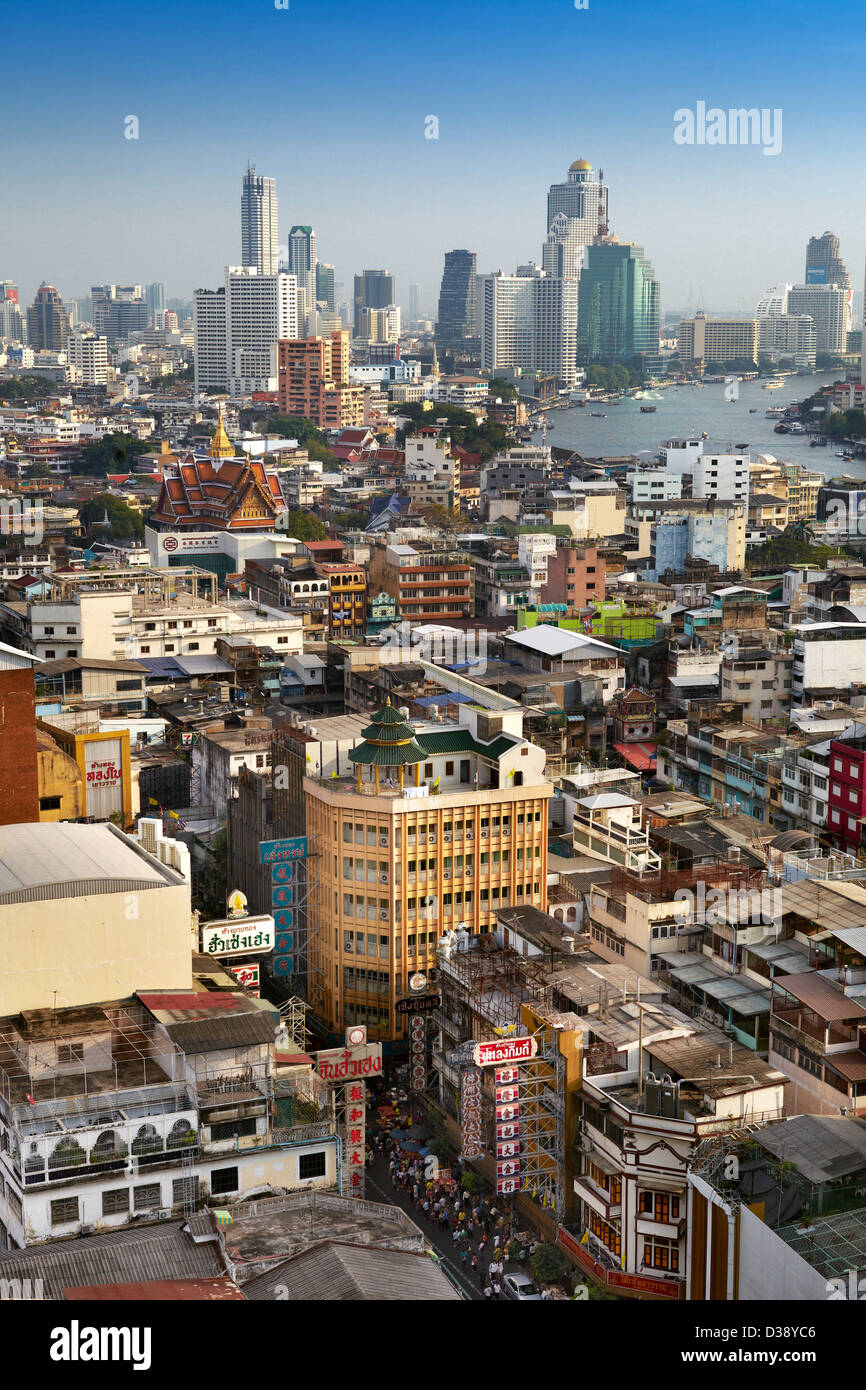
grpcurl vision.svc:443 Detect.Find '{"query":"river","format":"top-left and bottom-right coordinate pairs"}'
top-left (531, 372), bottom-right (865, 481)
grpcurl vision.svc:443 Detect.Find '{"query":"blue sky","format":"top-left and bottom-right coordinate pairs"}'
top-left (5, 0), bottom-right (864, 315)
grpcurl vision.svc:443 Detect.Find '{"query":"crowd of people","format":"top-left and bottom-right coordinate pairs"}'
top-left (370, 1096), bottom-right (538, 1300)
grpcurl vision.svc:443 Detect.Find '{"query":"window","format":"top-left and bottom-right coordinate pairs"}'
top-left (44, 649), bottom-right (55, 658)
top-left (172, 1176), bottom-right (200, 1207)
top-left (134, 1183), bottom-right (161, 1211)
top-left (57, 1044), bottom-right (83, 1064)
top-left (298, 1151), bottom-right (327, 1180)
top-left (211, 1118), bottom-right (257, 1141)
top-left (102, 1188), bottom-right (130, 1216)
top-left (188, 642), bottom-right (199, 651)
top-left (39, 796), bottom-right (61, 811)
top-left (210, 1166), bottom-right (239, 1196)
top-left (50, 1197), bottom-right (79, 1226)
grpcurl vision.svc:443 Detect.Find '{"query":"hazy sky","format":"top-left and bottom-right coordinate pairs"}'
top-left (5, 0), bottom-right (864, 317)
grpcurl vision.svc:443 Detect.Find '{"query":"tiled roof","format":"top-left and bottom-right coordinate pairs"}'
top-left (0, 1222), bottom-right (223, 1300)
top-left (151, 451), bottom-right (286, 530)
top-left (243, 1241), bottom-right (461, 1301)
top-left (415, 729), bottom-right (516, 760)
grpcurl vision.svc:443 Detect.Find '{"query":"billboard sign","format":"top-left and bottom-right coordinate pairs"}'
top-left (260, 836), bottom-right (308, 864)
top-left (474, 1036), bottom-right (537, 1067)
top-left (200, 915), bottom-right (274, 956)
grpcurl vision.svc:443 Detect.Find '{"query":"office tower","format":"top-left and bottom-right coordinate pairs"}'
top-left (786, 284), bottom-right (847, 354)
top-left (0, 281), bottom-right (24, 342)
top-left (26, 284), bottom-right (70, 351)
top-left (677, 312), bottom-right (758, 368)
top-left (408, 283), bottom-right (421, 321)
top-left (478, 266), bottom-right (578, 385)
top-left (435, 250), bottom-right (477, 352)
top-left (303, 701), bottom-right (551, 1040)
top-left (193, 286), bottom-right (228, 393)
top-left (241, 164), bottom-right (279, 275)
top-left (90, 285), bottom-right (149, 342)
top-left (806, 231), bottom-right (851, 333)
top-left (66, 330), bottom-right (109, 384)
top-left (276, 330), bottom-right (363, 428)
top-left (316, 261), bottom-right (335, 311)
top-left (357, 305), bottom-right (401, 343)
top-left (546, 158), bottom-right (610, 279)
top-left (353, 269), bottom-right (395, 334)
top-left (578, 243), bottom-right (661, 369)
top-left (287, 226), bottom-right (317, 331)
top-left (75, 296), bottom-right (93, 326)
top-left (145, 282), bottom-right (165, 325)
top-left (224, 265), bottom-right (298, 398)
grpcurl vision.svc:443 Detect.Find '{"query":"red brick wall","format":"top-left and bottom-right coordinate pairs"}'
top-left (0, 666), bottom-right (39, 824)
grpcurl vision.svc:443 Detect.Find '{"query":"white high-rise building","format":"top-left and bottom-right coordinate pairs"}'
top-left (478, 266), bottom-right (578, 385)
top-left (755, 284), bottom-right (792, 317)
top-left (193, 287), bottom-right (227, 394)
top-left (787, 284), bottom-right (847, 354)
top-left (66, 330), bottom-right (108, 384)
top-left (224, 265), bottom-right (298, 398)
top-left (758, 314), bottom-right (817, 367)
top-left (546, 158), bottom-right (609, 280)
top-left (241, 165), bottom-right (279, 276)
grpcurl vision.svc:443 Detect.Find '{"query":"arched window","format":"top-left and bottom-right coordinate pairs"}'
top-left (132, 1123), bottom-right (162, 1156)
top-left (167, 1119), bottom-right (197, 1150)
top-left (48, 1137), bottom-right (86, 1171)
top-left (91, 1129), bottom-right (126, 1162)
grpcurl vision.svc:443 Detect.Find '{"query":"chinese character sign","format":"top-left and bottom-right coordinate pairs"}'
top-left (461, 1066), bottom-right (484, 1159)
top-left (495, 1062), bottom-right (523, 1193)
top-left (344, 1081), bottom-right (366, 1199)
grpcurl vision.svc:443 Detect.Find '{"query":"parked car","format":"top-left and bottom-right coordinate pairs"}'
top-left (502, 1271), bottom-right (542, 1301)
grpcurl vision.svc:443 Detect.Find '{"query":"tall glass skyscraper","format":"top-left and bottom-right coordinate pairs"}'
top-left (353, 269), bottom-right (395, 334)
top-left (241, 165), bottom-right (279, 275)
top-left (435, 249), bottom-right (477, 352)
top-left (577, 242), bottom-right (660, 369)
top-left (316, 261), bottom-right (335, 310)
top-left (288, 226), bottom-right (317, 328)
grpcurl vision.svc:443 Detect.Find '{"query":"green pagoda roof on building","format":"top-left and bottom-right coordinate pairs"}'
top-left (349, 699), bottom-right (428, 769)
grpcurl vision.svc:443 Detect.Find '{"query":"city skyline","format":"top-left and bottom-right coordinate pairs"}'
top-left (4, 0), bottom-right (865, 313)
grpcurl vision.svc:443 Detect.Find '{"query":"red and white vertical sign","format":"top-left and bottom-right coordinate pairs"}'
top-left (495, 1064), bottom-right (522, 1192)
top-left (344, 1080), bottom-right (366, 1198)
top-left (461, 1066), bottom-right (484, 1159)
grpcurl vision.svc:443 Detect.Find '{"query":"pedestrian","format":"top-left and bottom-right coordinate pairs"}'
top-left (471, 1253), bottom-right (478, 1273)
top-left (492, 1278), bottom-right (502, 1299)
top-left (483, 1283), bottom-right (492, 1300)
top-left (460, 1248), bottom-right (468, 1268)
top-left (451, 1227), bottom-right (460, 1245)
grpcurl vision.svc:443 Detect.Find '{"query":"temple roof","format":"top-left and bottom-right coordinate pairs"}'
top-left (349, 698), bottom-right (427, 768)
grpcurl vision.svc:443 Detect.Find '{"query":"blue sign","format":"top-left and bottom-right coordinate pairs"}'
top-left (260, 837), bottom-right (308, 865)
top-left (273, 955), bottom-right (295, 977)
top-left (272, 862), bottom-right (296, 884)
top-left (805, 266), bottom-right (827, 285)
top-left (275, 930), bottom-right (294, 953)
top-left (272, 886), bottom-right (294, 910)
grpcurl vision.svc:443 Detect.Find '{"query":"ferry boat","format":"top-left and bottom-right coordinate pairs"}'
top-left (766, 406), bottom-right (786, 418)
top-left (763, 378), bottom-right (785, 390)
top-left (640, 405), bottom-right (657, 413)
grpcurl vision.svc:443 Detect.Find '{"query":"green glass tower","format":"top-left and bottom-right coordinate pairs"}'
top-left (577, 242), bottom-right (660, 369)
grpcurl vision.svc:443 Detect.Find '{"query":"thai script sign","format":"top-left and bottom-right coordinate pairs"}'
top-left (473, 1036), bottom-right (537, 1067)
top-left (201, 915), bottom-right (274, 957)
top-left (260, 836), bottom-right (308, 864)
top-left (313, 1044), bottom-right (383, 1081)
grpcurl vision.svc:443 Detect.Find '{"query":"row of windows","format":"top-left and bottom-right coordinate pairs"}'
top-left (47, 1153), bottom-right (330, 1227)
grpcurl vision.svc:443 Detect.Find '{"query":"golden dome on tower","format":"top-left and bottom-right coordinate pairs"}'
top-left (569, 158), bottom-right (593, 172)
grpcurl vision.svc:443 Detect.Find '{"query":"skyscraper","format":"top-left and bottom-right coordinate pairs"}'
top-left (787, 284), bottom-right (847, 354)
top-left (0, 281), bottom-right (24, 342)
top-left (478, 266), bottom-right (578, 385)
top-left (26, 284), bottom-right (70, 352)
top-left (805, 231), bottom-right (851, 332)
top-left (546, 158), bottom-right (610, 280)
top-left (408, 283), bottom-right (421, 321)
top-left (241, 165), bottom-right (279, 275)
top-left (224, 265), bottom-right (298, 398)
top-left (193, 287), bottom-right (227, 394)
top-left (145, 282), bottom-right (165, 325)
top-left (287, 226), bottom-right (317, 329)
top-left (316, 261), bottom-right (335, 311)
top-left (353, 269), bottom-right (394, 334)
top-left (577, 242), bottom-right (660, 369)
top-left (435, 250), bottom-right (477, 353)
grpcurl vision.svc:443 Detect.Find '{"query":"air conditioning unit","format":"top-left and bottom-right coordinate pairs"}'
top-left (380, 836), bottom-right (388, 846)
top-left (79, 1224), bottom-right (95, 1237)
top-left (380, 873), bottom-right (389, 883)
top-left (466, 831), bottom-right (474, 840)
top-left (443, 871), bottom-right (451, 880)
top-left (428, 834), bottom-right (436, 844)
top-left (503, 828), bottom-right (511, 837)
top-left (466, 867), bottom-right (474, 878)
top-left (481, 830), bottom-right (489, 839)
top-left (444, 833), bottom-right (452, 843)
top-left (157, 1208), bottom-right (173, 1220)
top-left (380, 911), bottom-right (388, 921)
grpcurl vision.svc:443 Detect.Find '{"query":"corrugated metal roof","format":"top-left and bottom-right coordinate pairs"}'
top-left (0, 1222), bottom-right (223, 1301)
top-left (774, 971), bottom-right (866, 1022)
top-left (163, 1011), bottom-right (277, 1053)
top-left (0, 823), bottom-right (177, 903)
top-left (63, 1277), bottom-right (244, 1301)
top-left (243, 1241), bottom-right (461, 1301)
